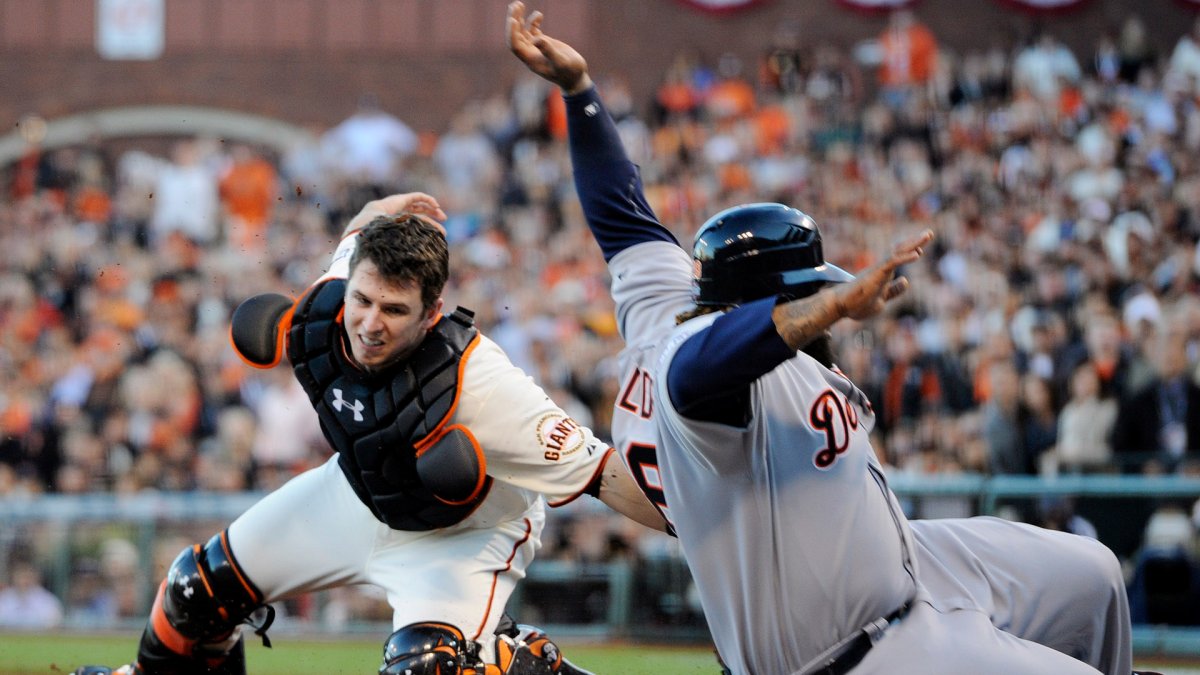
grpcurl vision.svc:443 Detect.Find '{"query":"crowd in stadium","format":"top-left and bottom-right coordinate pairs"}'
top-left (4, 10), bottom-right (1200, 626)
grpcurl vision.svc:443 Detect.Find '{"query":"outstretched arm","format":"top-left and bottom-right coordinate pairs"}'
top-left (597, 455), bottom-right (671, 532)
top-left (771, 229), bottom-right (933, 350)
top-left (667, 230), bottom-right (935, 418)
top-left (508, 1), bottom-right (676, 260)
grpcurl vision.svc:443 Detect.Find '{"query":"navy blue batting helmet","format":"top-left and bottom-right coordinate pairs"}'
top-left (692, 202), bottom-right (854, 307)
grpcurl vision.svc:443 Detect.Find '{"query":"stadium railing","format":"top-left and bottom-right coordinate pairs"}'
top-left (2, 474), bottom-right (1199, 656)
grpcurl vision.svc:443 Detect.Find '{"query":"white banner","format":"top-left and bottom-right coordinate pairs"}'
top-left (835, 0), bottom-right (918, 9)
top-left (992, 0), bottom-right (1088, 10)
top-left (96, 0), bottom-right (164, 61)
top-left (674, 0), bottom-right (770, 14)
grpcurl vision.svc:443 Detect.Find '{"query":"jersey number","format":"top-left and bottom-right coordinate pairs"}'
top-left (618, 368), bottom-right (653, 419)
top-left (625, 442), bottom-right (675, 533)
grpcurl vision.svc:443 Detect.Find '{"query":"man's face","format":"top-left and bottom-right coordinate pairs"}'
top-left (344, 259), bottom-right (441, 371)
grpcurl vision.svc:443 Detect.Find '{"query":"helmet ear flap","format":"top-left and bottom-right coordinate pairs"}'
top-left (692, 202), bottom-right (853, 307)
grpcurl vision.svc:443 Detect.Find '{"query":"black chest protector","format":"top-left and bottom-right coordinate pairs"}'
top-left (287, 279), bottom-right (492, 531)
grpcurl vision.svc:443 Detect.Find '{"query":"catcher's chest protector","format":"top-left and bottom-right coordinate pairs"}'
top-left (287, 279), bottom-right (491, 531)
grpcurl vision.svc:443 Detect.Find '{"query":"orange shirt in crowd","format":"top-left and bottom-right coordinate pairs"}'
top-left (546, 90), bottom-right (568, 140)
top-left (879, 22), bottom-right (938, 87)
top-left (753, 103), bottom-right (792, 156)
top-left (706, 77), bottom-right (756, 120)
top-left (219, 156), bottom-right (277, 249)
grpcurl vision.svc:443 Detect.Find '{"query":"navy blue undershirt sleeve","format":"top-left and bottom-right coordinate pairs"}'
top-left (565, 86), bottom-right (677, 261)
top-left (667, 296), bottom-right (798, 424)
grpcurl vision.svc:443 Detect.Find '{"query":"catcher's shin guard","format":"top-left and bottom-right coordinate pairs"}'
top-left (380, 622), bottom-right (475, 674)
top-left (135, 531), bottom-right (272, 674)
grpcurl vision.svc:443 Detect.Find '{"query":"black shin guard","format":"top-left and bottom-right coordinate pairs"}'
top-left (135, 531), bottom-right (270, 675)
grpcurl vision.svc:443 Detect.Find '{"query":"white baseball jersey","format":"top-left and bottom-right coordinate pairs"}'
top-left (228, 230), bottom-right (614, 653)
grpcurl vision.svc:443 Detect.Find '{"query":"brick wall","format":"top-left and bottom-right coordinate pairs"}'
top-left (0, 0), bottom-right (1195, 134)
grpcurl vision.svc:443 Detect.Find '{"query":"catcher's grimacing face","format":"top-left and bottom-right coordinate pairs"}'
top-left (343, 258), bottom-right (442, 372)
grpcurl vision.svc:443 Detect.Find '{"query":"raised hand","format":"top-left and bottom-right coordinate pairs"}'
top-left (832, 229), bottom-right (933, 321)
top-left (506, 1), bottom-right (593, 95)
top-left (344, 192), bottom-right (448, 235)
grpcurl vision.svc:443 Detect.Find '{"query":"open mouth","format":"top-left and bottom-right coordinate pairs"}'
top-left (358, 334), bottom-right (385, 350)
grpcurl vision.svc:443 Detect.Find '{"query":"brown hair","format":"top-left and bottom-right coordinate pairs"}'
top-left (349, 214), bottom-right (448, 310)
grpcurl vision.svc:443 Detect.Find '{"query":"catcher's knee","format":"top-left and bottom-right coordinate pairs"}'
top-left (380, 622), bottom-right (473, 674)
top-left (141, 530), bottom-right (270, 670)
top-left (163, 530), bottom-right (266, 641)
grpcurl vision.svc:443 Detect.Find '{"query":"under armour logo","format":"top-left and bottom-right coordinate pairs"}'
top-left (182, 582), bottom-right (194, 599)
top-left (584, 102), bottom-right (599, 117)
top-left (332, 388), bottom-right (365, 422)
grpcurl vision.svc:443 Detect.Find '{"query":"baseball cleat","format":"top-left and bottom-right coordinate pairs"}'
top-left (72, 665), bottom-right (140, 675)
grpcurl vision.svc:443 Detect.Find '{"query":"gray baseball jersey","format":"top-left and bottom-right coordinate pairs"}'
top-left (654, 312), bottom-right (1103, 674)
top-left (568, 83), bottom-right (1127, 673)
top-left (608, 242), bottom-right (1126, 674)
top-left (654, 311), bottom-right (918, 673)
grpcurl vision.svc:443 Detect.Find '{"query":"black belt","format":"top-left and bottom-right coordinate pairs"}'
top-left (810, 601), bottom-right (912, 675)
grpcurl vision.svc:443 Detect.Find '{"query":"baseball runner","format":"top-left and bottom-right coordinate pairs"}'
top-left (76, 192), bottom-right (666, 675)
top-left (508, 4), bottom-right (1140, 674)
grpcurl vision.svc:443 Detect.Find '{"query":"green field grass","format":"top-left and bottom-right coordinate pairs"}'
top-left (0, 633), bottom-right (720, 675)
top-left (5, 633), bottom-right (1200, 674)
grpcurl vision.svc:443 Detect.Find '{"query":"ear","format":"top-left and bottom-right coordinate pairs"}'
top-left (422, 298), bottom-right (444, 329)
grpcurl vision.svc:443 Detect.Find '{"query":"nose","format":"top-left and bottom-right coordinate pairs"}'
top-left (361, 306), bottom-right (385, 334)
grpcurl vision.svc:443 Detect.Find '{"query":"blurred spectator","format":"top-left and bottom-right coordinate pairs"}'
top-left (1116, 16), bottom-right (1155, 84)
top-left (984, 360), bottom-right (1035, 475)
top-left (759, 22), bottom-right (804, 96)
top-left (1061, 310), bottom-right (1139, 404)
top-left (1112, 326), bottom-right (1200, 473)
top-left (319, 93), bottom-right (418, 188)
top-left (218, 144), bottom-right (278, 251)
top-left (1021, 374), bottom-right (1059, 473)
top-left (1127, 505), bottom-right (1200, 625)
top-left (1052, 361), bottom-right (1118, 474)
top-left (434, 102), bottom-right (502, 195)
top-left (1168, 17), bottom-right (1200, 96)
top-left (249, 368), bottom-right (326, 490)
top-left (704, 53), bottom-right (756, 122)
top-left (150, 139), bottom-right (221, 247)
top-left (0, 561), bottom-right (63, 629)
top-left (1012, 32), bottom-right (1082, 103)
top-left (1093, 33), bottom-right (1122, 86)
top-left (1037, 496), bottom-right (1098, 539)
top-left (653, 52), bottom-right (705, 125)
top-left (876, 9), bottom-right (938, 108)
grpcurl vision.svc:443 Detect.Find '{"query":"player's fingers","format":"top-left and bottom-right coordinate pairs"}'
top-left (387, 192), bottom-right (441, 216)
top-left (505, 2), bottom-right (524, 43)
top-left (528, 10), bottom-right (544, 36)
top-left (894, 229), bottom-right (934, 255)
top-left (882, 277), bottom-right (910, 302)
top-left (506, 17), bottom-right (535, 56)
top-left (413, 214), bottom-right (448, 236)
